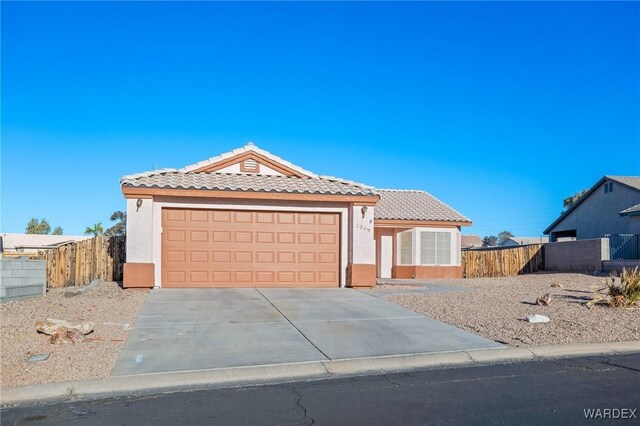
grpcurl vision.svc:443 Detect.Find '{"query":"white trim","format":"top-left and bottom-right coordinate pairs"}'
top-left (151, 199), bottom-right (349, 288)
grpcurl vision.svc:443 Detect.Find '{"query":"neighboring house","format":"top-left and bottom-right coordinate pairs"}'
top-left (500, 236), bottom-right (549, 247)
top-left (461, 235), bottom-right (483, 249)
top-left (121, 142), bottom-right (471, 289)
top-left (544, 176), bottom-right (640, 242)
top-left (0, 233), bottom-right (89, 254)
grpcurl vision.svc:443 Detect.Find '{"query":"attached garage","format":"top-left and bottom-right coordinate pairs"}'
top-left (161, 208), bottom-right (340, 288)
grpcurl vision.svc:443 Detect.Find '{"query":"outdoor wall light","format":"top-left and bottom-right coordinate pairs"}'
top-left (361, 205), bottom-right (368, 218)
top-left (136, 198), bottom-right (143, 212)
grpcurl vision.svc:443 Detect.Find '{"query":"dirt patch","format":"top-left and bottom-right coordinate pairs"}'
top-left (384, 273), bottom-right (640, 347)
top-left (1, 281), bottom-right (148, 388)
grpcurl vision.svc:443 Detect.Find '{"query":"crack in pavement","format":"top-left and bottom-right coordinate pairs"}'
top-left (600, 359), bottom-right (640, 373)
top-left (381, 372), bottom-right (401, 387)
top-left (291, 386), bottom-right (315, 426)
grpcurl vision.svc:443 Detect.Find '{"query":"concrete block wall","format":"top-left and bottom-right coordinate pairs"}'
top-left (0, 257), bottom-right (46, 303)
top-left (544, 238), bottom-right (609, 272)
top-left (602, 260), bottom-right (640, 274)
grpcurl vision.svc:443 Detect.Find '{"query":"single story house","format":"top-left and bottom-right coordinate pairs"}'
top-left (544, 176), bottom-right (640, 242)
top-left (0, 233), bottom-right (89, 254)
top-left (500, 236), bottom-right (549, 247)
top-left (121, 143), bottom-right (471, 288)
top-left (461, 235), bottom-right (483, 249)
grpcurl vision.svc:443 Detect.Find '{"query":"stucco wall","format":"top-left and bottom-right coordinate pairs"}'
top-left (125, 197), bottom-right (154, 263)
top-left (549, 181), bottom-right (640, 239)
top-left (0, 257), bottom-right (46, 302)
top-left (351, 205), bottom-right (375, 265)
top-left (544, 239), bottom-right (610, 272)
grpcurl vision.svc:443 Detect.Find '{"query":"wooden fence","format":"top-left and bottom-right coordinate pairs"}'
top-left (36, 236), bottom-right (126, 288)
top-left (462, 244), bottom-right (544, 278)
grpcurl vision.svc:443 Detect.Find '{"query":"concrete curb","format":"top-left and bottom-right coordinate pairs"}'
top-left (2, 341), bottom-right (639, 406)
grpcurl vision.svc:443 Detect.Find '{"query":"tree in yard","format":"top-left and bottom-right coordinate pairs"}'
top-left (497, 230), bottom-right (514, 245)
top-left (84, 222), bottom-right (104, 237)
top-left (562, 189), bottom-right (588, 212)
top-left (105, 211), bottom-right (126, 236)
top-left (52, 226), bottom-right (63, 235)
top-left (25, 218), bottom-right (52, 234)
top-left (483, 236), bottom-right (498, 247)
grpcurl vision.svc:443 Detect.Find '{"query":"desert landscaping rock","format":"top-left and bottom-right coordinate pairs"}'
top-left (1, 281), bottom-right (148, 388)
top-left (384, 273), bottom-right (640, 347)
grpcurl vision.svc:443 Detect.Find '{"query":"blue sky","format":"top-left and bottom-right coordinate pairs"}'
top-left (2, 1), bottom-right (639, 238)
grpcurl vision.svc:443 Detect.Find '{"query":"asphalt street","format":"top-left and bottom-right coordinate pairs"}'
top-left (3, 353), bottom-right (639, 425)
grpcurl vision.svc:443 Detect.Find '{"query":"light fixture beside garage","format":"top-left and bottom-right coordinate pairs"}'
top-left (361, 205), bottom-right (368, 218)
top-left (136, 198), bottom-right (143, 212)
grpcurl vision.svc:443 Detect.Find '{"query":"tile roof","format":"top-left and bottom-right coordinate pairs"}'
top-left (121, 172), bottom-right (377, 196)
top-left (179, 142), bottom-right (319, 177)
top-left (374, 189), bottom-right (471, 223)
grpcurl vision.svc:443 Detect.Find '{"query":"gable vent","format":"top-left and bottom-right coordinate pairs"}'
top-left (241, 159), bottom-right (259, 173)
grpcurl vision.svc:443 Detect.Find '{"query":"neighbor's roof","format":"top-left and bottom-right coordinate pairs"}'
top-left (0, 233), bottom-right (89, 250)
top-left (461, 235), bottom-right (483, 248)
top-left (620, 203), bottom-right (640, 216)
top-left (504, 236), bottom-right (549, 245)
top-left (121, 172), bottom-right (377, 196)
top-left (374, 189), bottom-right (471, 223)
top-left (544, 175), bottom-right (640, 234)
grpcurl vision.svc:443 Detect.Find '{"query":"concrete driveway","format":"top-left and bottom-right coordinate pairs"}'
top-left (111, 288), bottom-right (501, 376)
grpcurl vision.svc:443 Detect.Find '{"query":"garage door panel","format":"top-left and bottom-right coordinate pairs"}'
top-left (212, 211), bottom-right (231, 223)
top-left (298, 213), bottom-right (316, 225)
top-left (189, 210), bottom-right (209, 222)
top-left (234, 211), bottom-right (253, 223)
top-left (234, 271), bottom-right (253, 283)
top-left (212, 251), bottom-right (231, 263)
top-left (234, 231), bottom-right (253, 243)
top-left (189, 271), bottom-right (209, 283)
top-left (166, 230), bottom-right (186, 242)
top-left (189, 251), bottom-right (209, 262)
top-left (277, 232), bottom-right (295, 244)
top-left (166, 251), bottom-right (186, 263)
top-left (189, 230), bottom-right (209, 243)
top-left (298, 271), bottom-right (316, 283)
top-left (162, 209), bottom-right (339, 288)
top-left (212, 231), bottom-right (231, 242)
top-left (256, 232), bottom-right (274, 243)
top-left (298, 233), bottom-right (316, 244)
top-left (234, 251), bottom-right (253, 263)
top-left (256, 251), bottom-right (275, 263)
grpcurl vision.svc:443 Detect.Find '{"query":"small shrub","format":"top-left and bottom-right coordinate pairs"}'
top-left (587, 267), bottom-right (640, 309)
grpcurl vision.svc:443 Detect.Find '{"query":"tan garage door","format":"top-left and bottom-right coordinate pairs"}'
top-left (161, 209), bottom-right (340, 288)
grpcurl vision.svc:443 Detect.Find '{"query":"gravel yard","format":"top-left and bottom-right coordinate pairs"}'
top-left (1, 282), bottom-right (148, 388)
top-left (383, 273), bottom-right (640, 347)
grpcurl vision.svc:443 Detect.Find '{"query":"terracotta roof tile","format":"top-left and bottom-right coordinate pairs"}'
top-left (121, 172), bottom-right (376, 196)
top-left (374, 189), bottom-right (471, 223)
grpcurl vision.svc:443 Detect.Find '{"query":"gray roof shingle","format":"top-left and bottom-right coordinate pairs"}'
top-left (620, 203), bottom-right (640, 215)
top-left (608, 176), bottom-right (640, 191)
top-left (374, 189), bottom-right (471, 223)
top-left (121, 172), bottom-right (377, 196)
